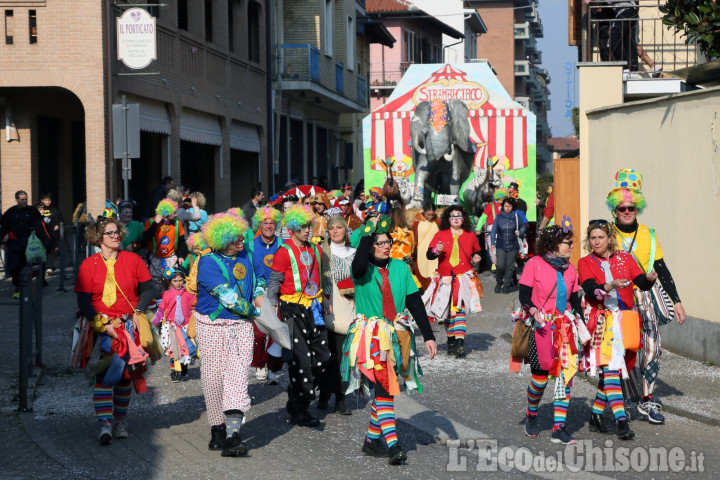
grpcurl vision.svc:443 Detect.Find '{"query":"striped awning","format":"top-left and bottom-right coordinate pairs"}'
top-left (229, 121), bottom-right (261, 152)
top-left (180, 109), bottom-right (222, 146)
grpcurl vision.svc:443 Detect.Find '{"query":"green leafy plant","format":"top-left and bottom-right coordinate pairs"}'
top-left (660, 0), bottom-right (720, 59)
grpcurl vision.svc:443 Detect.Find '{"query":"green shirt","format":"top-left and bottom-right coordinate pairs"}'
top-left (122, 220), bottom-right (144, 250)
top-left (354, 258), bottom-right (418, 319)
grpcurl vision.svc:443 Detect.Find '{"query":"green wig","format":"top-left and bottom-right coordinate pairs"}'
top-left (252, 206), bottom-right (283, 232)
top-left (202, 212), bottom-right (250, 251)
top-left (282, 205), bottom-right (314, 231)
top-left (156, 199), bottom-right (178, 217)
top-left (186, 231), bottom-right (207, 252)
top-left (606, 188), bottom-right (647, 215)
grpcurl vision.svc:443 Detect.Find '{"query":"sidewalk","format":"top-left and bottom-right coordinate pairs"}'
top-left (1, 271), bottom-right (719, 479)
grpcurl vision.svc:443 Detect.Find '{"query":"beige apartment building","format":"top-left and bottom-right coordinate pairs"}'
top-left (0, 0), bottom-right (268, 220)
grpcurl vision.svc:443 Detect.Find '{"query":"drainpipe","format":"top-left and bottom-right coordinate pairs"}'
top-left (443, 38), bottom-right (464, 63)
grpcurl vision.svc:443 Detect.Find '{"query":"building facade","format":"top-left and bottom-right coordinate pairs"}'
top-left (0, 0), bottom-right (268, 219)
top-left (468, 0), bottom-right (552, 170)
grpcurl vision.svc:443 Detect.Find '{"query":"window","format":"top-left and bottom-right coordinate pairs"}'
top-left (346, 16), bottom-right (353, 70)
top-left (324, 0), bottom-right (334, 56)
top-left (403, 29), bottom-right (415, 62)
top-left (5, 10), bottom-right (13, 45)
top-left (248, 1), bottom-right (260, 63)
top-left (29, 9), bottom-right (36, 44)
top-left (178, 0), bottom-right (188, 31)
top-left (204, 0), bottom-right (213, 42)
top-left (228, 0), bottom-right (234, 51)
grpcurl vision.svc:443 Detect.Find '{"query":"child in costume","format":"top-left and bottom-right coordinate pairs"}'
top-left (143, 199), bottom-right (188, 293)
top-left (154, 268), bottom-right (198, 382)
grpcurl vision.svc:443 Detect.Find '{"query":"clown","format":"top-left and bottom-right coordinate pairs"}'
top-left (365, 187), bottom-right (388, 215)
top-left (246, 206), bottom-right (284, 384)
top-left (267, 205), bottom-right (330, 427)
top-left (195, 213), bottom-right (265, 457)
top-left (144, 199), bottom-right (187, 293)
top-left (607, 169), bottom-right (685, 425)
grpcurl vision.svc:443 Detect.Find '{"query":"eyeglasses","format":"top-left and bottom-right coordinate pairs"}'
top-left (616, 206), bottom-right (636, 213)
top-left (449, 214), bottom-right (463, 219)
top-left (589, 219), bottom-right (609, 226)
top-left (374, 240), bottom-right (393, 247)
top-left (102, 230), bottom-right (121, 238)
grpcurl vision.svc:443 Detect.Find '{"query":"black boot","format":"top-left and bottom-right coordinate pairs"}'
top-left (494, 282), bottom-right (502, 294)
top-left (290, 410), bottom-right (320, 427)
top-left (361, 436), bottom-right (387, 457)
top-left (208, 424), bottom-right (226, 450)
top-left (317, 391), bottom-right (330, 410)
top-left (221, 431), bottom-right (248, 457)
top-left (446, 337), bottom-right (456, 356)
top-left (335, 394), bottom-right (351, 415)
top-left (454, 338), bottom-right (467, 358)
top-left (589, 413), bottom-right (610, 434)
top-left (388, 444), bottom-right (407, 465)
top-left (616, 419), bottom-right (635, 440)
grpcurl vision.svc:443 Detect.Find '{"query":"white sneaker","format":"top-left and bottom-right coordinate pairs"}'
top-left (255, 367), bottom-right (268, 381)
top-left (267, 371), bottom-right (279, 385)
top-left (98, 423), bottom-right (112, 445)
top-left (113, 418), bottom-right (129, 438)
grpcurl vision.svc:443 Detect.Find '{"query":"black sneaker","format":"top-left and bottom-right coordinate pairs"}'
top-left (616, 419), bottom-right (635, 440)
top-left (170, 371), bottom-right (180, 383)
top-left (494, 283), bottom-right (502, 294)
top-left (589, 413), bottom-right (610, 434)
top-left (290, 411), bottom-right (320, 427)
top-left (551, 426), bottom-right (576, 444)
top-left (454, 338), bottom-right (467, 358)
top-left (361, 437), bottom-right (387, 457)
top-left (388, 444), bottom-right (407, 465)
top-left (335, 398), bottom-right (352, 415)
top-left (525, 413), bottom-right (540, 437)
top-left (221, 431), bottom-right (248, 457)
top-left (446, 337), bottom-right (456, 356)
top-left (208, 424), bottom-right (226, 450)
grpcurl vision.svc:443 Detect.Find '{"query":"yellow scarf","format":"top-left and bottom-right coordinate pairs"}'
top-left (102, 256), bottom-right (117, 307)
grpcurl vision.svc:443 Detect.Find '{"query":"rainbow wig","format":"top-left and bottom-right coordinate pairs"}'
top-left (252, 206), bottom-right (283, 232)
top-left (202, 212), bottom-right (250, 251)
top-left (369, 186), bottom-right (382, 197)
top-left (494, 188), bottom-right (509, 201)
top-left (156, 199), bottom-right (178, 218)
top-left (186, 231), bottom-right (207, 252)
top-left (606, 188), bottom-right (647, 215)
top-left (282, 205), bottom-right (314, 231)
top-left (226, 207), bottom-right (244, 218)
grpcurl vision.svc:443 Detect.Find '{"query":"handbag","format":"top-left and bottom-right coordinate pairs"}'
top-left (620, 310), bottom-right (641, 351)
top-left (337, 278), bottom-right (355, 297)
top-left (510, 283), bottom-right (557, 359)
top-left (70, 315), bottom-right (94, 368)
top-left (25, 231), bottom-right (47, 264)
top-left (514, 214), bottom-right (528, 256)
top-left (650, 281), bottom-right (675, 326)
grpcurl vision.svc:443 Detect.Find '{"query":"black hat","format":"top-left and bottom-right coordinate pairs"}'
top-left (117, 200), bottom-right (134, 210)
top-left (508, 182), bottom-right (520, 190)
top-left (40, 192), bottom-right (52, 199)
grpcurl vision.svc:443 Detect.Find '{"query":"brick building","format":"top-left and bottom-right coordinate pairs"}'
top-left (467, 0), bottom-right (552, 170)
top-left (0, 1), bottom-right (267, 220)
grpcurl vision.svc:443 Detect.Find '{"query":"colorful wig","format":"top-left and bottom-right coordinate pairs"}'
top-left (369, 186), bottom-right (382, 197)
top-left (606, 188), bottom-right (647, 215)
top-left (282, 205), bottom-right (314, 231)
top-left (202, 212), bottom-right (250, 251)
top-left (252, 206), bottom-right (283, 232)
top-left (226, 207), bottom-right (244, 218)
top-left (156, 199), bottom-right (178, 218)
top-left (494, 188), bottom-right (509, 201)
top-left (186, 231), bottom-right (207, 252)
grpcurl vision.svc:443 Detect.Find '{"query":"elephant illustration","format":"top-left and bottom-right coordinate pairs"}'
top-left (409, 99), bottom-right (473, 207)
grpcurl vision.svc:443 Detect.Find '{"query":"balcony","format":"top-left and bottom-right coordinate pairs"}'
top-left (514, 22), bottom-right (529, 40)
top-left (514, 96), bottom-right (531, 109)
top-left (583, 0), bottom-right (698, 77)
top-left (514, 60), bottom-right (530, 76)
top-left (369, 62), bottom-right (413, 89)
top-left (278, 44), bottom-right (366, 113)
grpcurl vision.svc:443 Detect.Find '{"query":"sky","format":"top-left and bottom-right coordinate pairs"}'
top-left (536, 0), bottom-right (578, 138)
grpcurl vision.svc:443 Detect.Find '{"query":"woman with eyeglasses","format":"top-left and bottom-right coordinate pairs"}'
top-left (490, 196), bottom-right (527, 294)
top-left (578, 219), bottom-right (656, 440)
top-left (75, 216), bottom-right (156, 445)
top-left (424, 205), bottom-right (482, 358)
top-left (344, 215), bottom-right (437, 465)
top-left (517, 224), bottom-right (585, 444)
top-left (318, 215), bottom-right (356, 415)
top-left (607, 169), bottom-right (685, 425)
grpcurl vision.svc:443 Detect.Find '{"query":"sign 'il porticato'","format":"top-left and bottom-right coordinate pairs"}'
top-left (117, 8), bottom-right (156, 69)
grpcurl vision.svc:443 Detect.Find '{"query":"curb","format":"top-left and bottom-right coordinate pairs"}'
top-left (498, 332), bottom-right (720, 427)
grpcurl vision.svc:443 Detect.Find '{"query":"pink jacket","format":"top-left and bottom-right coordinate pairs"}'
top-left (155, 288), bottom-right (196, 327)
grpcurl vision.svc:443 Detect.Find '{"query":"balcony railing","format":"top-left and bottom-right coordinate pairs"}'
top-left (280, 44), bottom-right (320, 82)
top-left (584, 1), bottom-right (698, 76)
top-left (369, 62), bottom-right (414, 88)
top-left (357, 74), bottom-right (367, 106)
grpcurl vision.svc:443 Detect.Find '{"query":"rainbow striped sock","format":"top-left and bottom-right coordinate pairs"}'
top-left (93, 383), bottom-right (113, 424)
top-left (451, 309), bottom-right (467, 339)
top-left (112, 379), bottom-right (132, 418)
top-left (592, 375), bottom-right (608, 415)
top-left (553, 386), bottom-right (571, 430)
top-left (603, 369), bottom-right (626, 421)
top-left (366, 400), bottom-right (381, 440)
top-left (526, 373), bottom-right (548, 415)
top-left (444, 315), bottom-right (455, 338)
top-left (375, 396), bottom-right (398, 447)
